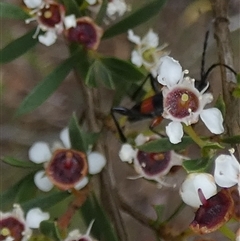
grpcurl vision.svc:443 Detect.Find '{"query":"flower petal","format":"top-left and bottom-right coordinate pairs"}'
top-left (142, 29), bottom-right (159, 48)
top-left (34, 171), bottom-right (53, 192)
top-left (157, 56), bottom-right (182, 87)
top-left (131, 50), bottom-right (142, 67)
top-left (23, 0), bottom-right (43, 8)
top-left (166, 121), bottom-right (183, 144)
top-left (119, 144), bottom-right (136, 163)
top-left (86, 0), bottom-right (97, 4)
top-left (200, 108), bottom-right (224, 134)
top-left (74, 176), bottom-right (89, 190)
top-left (60, 127), bottom-right (71, 148)
top-left (214, 154), bottom-right (239, 188)
top-left (64, 14), bottom-right (77, 29)
top-left (38, 31), bottom-right (57, 46)
top-left (29, 142), bottom-right (51, 164)
top-left (26, 208), bottom-right (50, 229)
top-left (180, 173), bottom-right (217, 208)
top-left (127, 30), bottom-right (141, 45)
top-left (134, 133), bottom-right (148, 146)
top-left (87, 152), bottom-right (107, 174)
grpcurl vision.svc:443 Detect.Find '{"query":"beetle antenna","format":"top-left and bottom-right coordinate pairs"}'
top-left (200, 30), bottom-right (210, 80)
top-left (203, 63), bottom-right (237, 81)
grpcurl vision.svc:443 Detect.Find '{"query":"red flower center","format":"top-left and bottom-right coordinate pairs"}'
top-left (66, 21), bottom-right (97, 48)
top-left (0, 217), bottom-right (25, 241)
top-left (46, 149), bottom-right (88, 190)
top-left (190, 188), bottom-right (234, 234)
top-left (165, 88), bottom-right (199, 119)
top-left (137, 150), bottom-right (171, 176)
top-left (39, 4), bottom-right (63, 28)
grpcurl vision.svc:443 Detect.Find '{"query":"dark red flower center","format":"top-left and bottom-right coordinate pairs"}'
top-left (39, 4), bottom-right (62, 28)
top-left (165, 88), bottom-right (199, 119)
top-left (0, 217), bottom-right (25, 241)
top-left (66, 21), bottom-right (97, 48)
top-left (136, 150), bottom-right (171, 176)
top-left (190, 188), bottom-right (234, 234)
top-left (46, 149), bottom-right (88, 190)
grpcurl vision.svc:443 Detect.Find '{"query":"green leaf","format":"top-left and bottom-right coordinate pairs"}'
top-left (0, 172), bottom-right (35, 210)
top-left (202, 141), bottom-right (224, 150)
top-left (221, 135), bottom-right (240, 144)
top-left (0, 29), bottom-right (38, 64)
top-left (81, 194), bottom-right (119, 241)
top-left (152, 205), bottom-right (164, 227)
top-left (2, 156), bottom-right (38, 168)
top-left (61, 0), bottom-right (82, 17)
top-left (215, 95), bottom-right (226, 118)
top-left (69, 113), bottom-right (87, 152)
top-left (40, 221), bottom-right (62, 241)
top-left (138, 136), bottom-right (194, 152)
top-left (85, 61), bottom-right (99, 88)
top-left (103, 0), bottom-right (167, 39)
top-left (68, 113), bottom-right (100, 152)
top-left (0, 2), bottom-right (29, 19)
top-left (95, 0), bottom-right (108, 25)
top-left (21, 191), bottom-right (69, 212)
top-left (16, 174), bottom-right (38, 203)
top-left (16, 53), bottom-right (78, 116)
top-left (182, 157), bottom-right (213, 173)
top-left (100, 57), bottom-right (144, 82)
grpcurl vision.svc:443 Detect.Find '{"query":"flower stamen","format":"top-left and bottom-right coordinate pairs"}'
top-left (1, 227), bottom-right (11, 237)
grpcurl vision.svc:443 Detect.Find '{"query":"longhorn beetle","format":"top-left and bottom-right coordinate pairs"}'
top-left (111, 30), bottom-right (237, 143)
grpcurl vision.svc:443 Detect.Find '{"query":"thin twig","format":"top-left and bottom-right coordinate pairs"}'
top-left (210, 0), bottom-right (240, 158)
top-left (74, 69), bottom-right (129, 241)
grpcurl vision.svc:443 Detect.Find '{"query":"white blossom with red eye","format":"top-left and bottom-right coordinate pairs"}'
top-left (214, 148), bottom-right (240, 195)
top-left (156, 56), bottom-right (224, 144)
top-left (0, 204), bottom-right (49, 241)
top-left (119, 134), bottom-right (188, 187)
top-left (64, 220), bottom-right (97, 241)
top-left (24, 0), bottom-right (76, 46)
top-left (128, 29), bottom-right (169, 78)
top-left (29, 127), bottom-right (106, 192)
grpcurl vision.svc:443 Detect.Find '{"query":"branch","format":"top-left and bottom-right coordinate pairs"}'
top-left (74, 70), bottom-right (129, 241)
top-left (210, 0), bottom-right (240, 158)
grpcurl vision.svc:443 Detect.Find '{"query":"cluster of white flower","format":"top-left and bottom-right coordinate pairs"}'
top-left (128, 29), bottom-right (169, 77)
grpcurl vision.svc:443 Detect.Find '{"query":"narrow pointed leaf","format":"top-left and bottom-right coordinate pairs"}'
top-left (103, 0), bottom-right (167, 39)
top-left (0, 172), bottom-right (35, 210)
top-left (221, 135), bottom-right (240, 144)
top-left (138, 136), bottom-right (194, 152)
top-left (16, 53), bottom-right (78, 116)
top-left (2, 156), bottom-right (38, 168)
top-left (182, 157), bottom-right (213, 173)
top-left (21, 191), bottom-right (69, 212)
top-left (81, 194), bottom-right (119, 241)
top-left (0, 2), bottom-right (29, 19)
top-left (85, 61), bottom-right (98, 88)
top-left (68, 113), bottom-right (87, 152)
top-left (100, 57), bottom-right (144, 83)
top-left (61, 0), bottom-right (82, 17)
top-left (152, 205), bottom-right (164, 227)
top-left (40, 221), bottom-right (62, 241)
top-left (95, 0), bottom-right (108, 25)
top-left (0, 29), bottom-right (38, 63)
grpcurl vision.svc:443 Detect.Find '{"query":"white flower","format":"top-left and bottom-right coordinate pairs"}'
top-left (179, 173), bottom-right (217, 208)
top-left (64, 14), bottom-right (77, 29)
top-left (158, 57), bottom-right (224, 144)
top-left (214, 149), bottom-right (240, 194)
top-left (0, 204), bottom-right (49, 241)
top-left (107, 0), bottom-right (128, 18)
top-left (29, 127), bottom-right (106, 192)
top-left (119, 134), bottom-right (187, 187)
top-left (24, 0), bottom-right (74, 46)
top-left (64, 220), bottom-right (97, 241)
top-left (128, 29), bottom-right (169, 77)
top-left (23, 0), bottom-right (43, 9)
